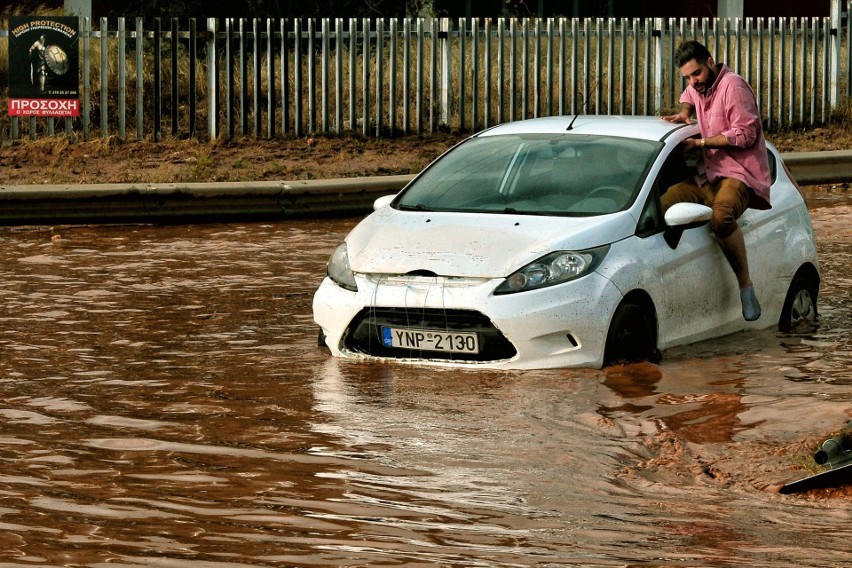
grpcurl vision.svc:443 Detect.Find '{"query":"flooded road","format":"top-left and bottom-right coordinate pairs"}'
top-left (0, 190), bottom-right (849, 566)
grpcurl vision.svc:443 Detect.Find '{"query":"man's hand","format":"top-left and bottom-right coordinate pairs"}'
top-left (661, 111), bottom-right (692, 124)
top-left (680, 137), bottom-right (701, 151)
top-left (661, 103), bottom-right (695, 125)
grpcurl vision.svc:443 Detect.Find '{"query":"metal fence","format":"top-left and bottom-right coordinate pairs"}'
top-left (2, 7), bottom-right (850, 143)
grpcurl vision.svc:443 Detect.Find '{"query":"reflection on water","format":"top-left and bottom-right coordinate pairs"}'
top-left (0, 199), bottom-right (849, 565)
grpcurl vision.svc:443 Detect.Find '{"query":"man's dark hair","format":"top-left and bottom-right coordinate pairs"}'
top-left (675, 41), bottom-right (712, 67)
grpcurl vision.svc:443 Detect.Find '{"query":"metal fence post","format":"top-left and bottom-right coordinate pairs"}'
top-left (135, 17), bottom-right (144, 140)
top-left (440, 18), bottom-right (451, 127)
top-left (153, 17), bottom-right (161, 141)
top-left (82, 17), bottom-right (91, 140)
top-left (430, 17), bottom-right (438, 132)
top-left (522, 19), bottom-right (529, 119)
top-left (101, 17), bottom-right (109, 137)
top-left (118, 17), bottom-right (126, 140)
top-left (239, 18), bottom-right (248, 136)
top-left (294, 18), bottom-right (303, 137)
top-left (362, 17), bottom-right (370, 136)
top-left (497, 18), bottom-right (505, 123)
top-left (458, 17), bottom-right (466, 129)
top-left (348, 18), bottom-right (357, 134)
top-left (253, 18), bottom-right (262, 137)
top-left (307, 18), bottom-right (316, 134)
top-left (280, 18), bottom-right (290, 136)
top-left (267, 18), bottom-right (275, 139)
top-left (403, 17), bottom-right (411, 134)
top-left (830, 0), bottom-right (842, 109)
top-left (484, 18), bottom-right (492, 127)
top-left (189, 19), bottom-right (197, 138)
top-left (322, 18), bottom-right (331, 134)
top-left (416, 17), bottom-right (424, 134)
top-left (207, 17), bottom-right (219, 141)
top-left (376, 18), bottom-right (384, 136)
top-left (335, 17), bottom-right (343, 135)
top-left (308, 17), bottom-right (317, 134)
top-left (225, 18), bottom-right (234, 139)
top-left (653, 17), bottom-right (664, 114)
top-left (171, 17), bottom-right (179, 137)
top-left (389, 18), bottom-right (398, 135)
top-left (594, 18), bottom-right (602, 113)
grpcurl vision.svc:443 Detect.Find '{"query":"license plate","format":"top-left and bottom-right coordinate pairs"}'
top-left (381, 327), bottom-right (479, 354)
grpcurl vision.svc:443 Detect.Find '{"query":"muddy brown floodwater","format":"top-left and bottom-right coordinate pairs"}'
top-left (0, 190), bottom-right (850, 567)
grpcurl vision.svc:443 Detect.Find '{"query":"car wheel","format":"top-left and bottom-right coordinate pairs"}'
top-left (779, 273), bottom-right (819, 331)
top-left (603, 300), bottom-right (659, 365)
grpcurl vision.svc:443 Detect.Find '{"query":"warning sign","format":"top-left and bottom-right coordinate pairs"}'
top-left (8, 16), bottom-right (80, 117)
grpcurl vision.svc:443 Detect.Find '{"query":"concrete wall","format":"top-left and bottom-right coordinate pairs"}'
top-left (432, 0), bottom-right (833, 18)
top-left (717, 0), bottom-right (744, 18)
top-left (64, 0), bottom-right (91, 18)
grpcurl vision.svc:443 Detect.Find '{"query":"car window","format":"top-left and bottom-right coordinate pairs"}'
top-left (767, 149), bottom-right (777, 184)
top-left (656, 149), bottom-right (696, 193)
top-left (396, 134), bottom-right (662, 217)
top-left (638, 146), bottom-right (778, 237)
top-left (636, 188), bottom-right (663, 236)
top-left (638, 149), bottom-right (700, 237)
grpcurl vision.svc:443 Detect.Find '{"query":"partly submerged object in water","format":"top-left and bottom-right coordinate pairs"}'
top-left (781, 422), bottom-right (852, 494)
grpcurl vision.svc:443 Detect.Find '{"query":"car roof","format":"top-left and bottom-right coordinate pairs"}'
top-left (476, 115), bottom-right (697, 142)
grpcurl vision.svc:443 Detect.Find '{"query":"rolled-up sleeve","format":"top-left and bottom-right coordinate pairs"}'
top-left (721, 83), bottom-right (761, 149)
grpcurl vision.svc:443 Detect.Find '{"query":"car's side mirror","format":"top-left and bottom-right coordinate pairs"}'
top-left (373, 194), bottom-right (397, 211)
top-left (664, 202), bottom-right (712, 226)
top-left (663, 202), bottom-right (712, 249)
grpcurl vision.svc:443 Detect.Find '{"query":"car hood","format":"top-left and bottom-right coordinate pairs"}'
top-left (346, 207), bottom-right (636, 278)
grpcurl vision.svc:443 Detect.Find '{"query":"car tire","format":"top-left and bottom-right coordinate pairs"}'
top-left (779, 273), bottom-right (819, 332)
top-left (603, 300), bottom-right (659, 365)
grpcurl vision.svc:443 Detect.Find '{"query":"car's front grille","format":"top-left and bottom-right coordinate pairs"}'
top-left (343, 307), bottom-right (517, 362)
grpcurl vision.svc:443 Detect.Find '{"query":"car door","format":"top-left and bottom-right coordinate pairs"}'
top-left (731, 150), bottom-right (788, 319)
top-left (635, 150), bottom-right (742, 348)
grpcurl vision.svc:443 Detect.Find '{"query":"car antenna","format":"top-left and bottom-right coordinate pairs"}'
top-left (566, 75), bottom-right (601, 131)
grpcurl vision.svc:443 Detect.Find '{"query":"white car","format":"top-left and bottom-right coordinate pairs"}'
top-left (313, 115), bottom-right (820, 369)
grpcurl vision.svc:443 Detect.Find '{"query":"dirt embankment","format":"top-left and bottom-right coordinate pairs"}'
top-left (0, 123), bottom-right (850, 187)
top-left (0, 133), bottom-right (465, 186)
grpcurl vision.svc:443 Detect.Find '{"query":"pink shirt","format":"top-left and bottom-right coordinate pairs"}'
top-left (680, 64), bottom-right (772, 209)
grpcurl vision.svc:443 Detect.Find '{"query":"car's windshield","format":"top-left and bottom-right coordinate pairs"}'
top-left (397, 134), bottom-right (662, 216)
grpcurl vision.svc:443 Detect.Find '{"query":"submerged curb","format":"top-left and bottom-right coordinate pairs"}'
top-left (0, 175), bottom-right (415, 225)
top-left (782, 150), bottom-right (852, 187)
top-left (0, 151), bottom-right (847, 225)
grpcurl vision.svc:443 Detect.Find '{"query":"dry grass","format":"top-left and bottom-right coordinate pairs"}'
top-left (771, 99), bottom-right (852, 152)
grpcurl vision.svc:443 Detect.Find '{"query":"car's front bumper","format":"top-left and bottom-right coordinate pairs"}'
top-left (312, 271), bottom-right (623, 369)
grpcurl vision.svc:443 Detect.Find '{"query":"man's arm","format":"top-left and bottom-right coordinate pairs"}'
top-left (681, 133), bottom-right (729, 152)
top-left (719, 82), bottom-right (763, 149)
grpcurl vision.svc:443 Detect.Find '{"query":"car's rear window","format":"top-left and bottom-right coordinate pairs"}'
top-left (396, 134), bottom-right (661, 216)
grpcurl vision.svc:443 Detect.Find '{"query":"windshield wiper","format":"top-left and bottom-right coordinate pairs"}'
top-left (502, 207), bottom-right (553, 216)
top-left (397, 203), bottom-right (431, 211)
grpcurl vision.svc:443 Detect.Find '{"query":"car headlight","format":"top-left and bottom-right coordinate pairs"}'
top-left (327, 243), bottom-right (357, 291)
top-left (494, 245), bottom-right (610, 294)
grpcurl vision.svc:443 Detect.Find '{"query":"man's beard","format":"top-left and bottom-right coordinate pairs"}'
top-left (695, 66), bottom-right (717, 94)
